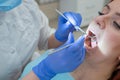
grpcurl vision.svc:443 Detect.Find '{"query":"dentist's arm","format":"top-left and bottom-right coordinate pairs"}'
top-left (22, 33), bottom-right (86, 80)
top-left (22, 71), bottom-right (39, 80)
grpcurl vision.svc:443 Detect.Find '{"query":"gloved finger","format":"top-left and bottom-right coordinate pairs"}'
top-left (72, 13), bottom-right (82, 26)
top-left (64, 32), bottom-right (74, 45)
top-left (63, 12), bottom-right (82, 31)
top-left (69, 35), bottom-right (85, 51)
top-left (55, 32), bottom-right (74, 50)
top-left (63, 12), bottom-right (76, 31)
top-left (77, 47), bottom-right (86, 61)
top-left (58, 14), bottom-right (74, 31)
top-left (64, 21), bottom-right (74, 32)
top-left (58, 15), bottom-right (68, 24)
top-left (62, 32), bottom-right (74, 46)
top-left (64, 12), bottom-right (82, 26)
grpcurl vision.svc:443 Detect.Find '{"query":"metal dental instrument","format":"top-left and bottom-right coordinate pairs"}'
top-left (48, 9), bottom-right (95, 54)
top-left (56, 9), bottom-right (94, 39)
top-left (48, 43), bottom-right (73, 54)
top-left (56, 9), bottom-right (80, 31)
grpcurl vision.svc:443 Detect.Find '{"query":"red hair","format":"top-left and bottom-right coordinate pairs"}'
top-left (109, 63), bottom-right (120, 80)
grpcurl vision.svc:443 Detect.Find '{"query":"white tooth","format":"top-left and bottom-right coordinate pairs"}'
top-left (91, 38), bottom-right (97, 48)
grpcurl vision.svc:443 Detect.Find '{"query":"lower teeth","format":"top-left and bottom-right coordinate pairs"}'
top-left (91, 37), bottom-right (97, 48)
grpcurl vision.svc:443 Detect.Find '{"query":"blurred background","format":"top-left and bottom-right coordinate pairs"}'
top-left (35, 0), bottom-right (110, 38)
top-left (35, 0), bottom-right (110, 28)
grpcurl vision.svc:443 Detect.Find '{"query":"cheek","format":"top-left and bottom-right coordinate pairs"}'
top-left (97, 31), bottom-right (120, 56)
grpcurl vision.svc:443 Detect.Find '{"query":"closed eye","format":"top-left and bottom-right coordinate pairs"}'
top-left (113, 21), bottom-right (120, 30)
top-left (98, 11), bottom-right (104, 16)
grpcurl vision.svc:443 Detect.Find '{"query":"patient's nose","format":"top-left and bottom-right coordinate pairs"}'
top-left (94, 15), bottom-right (106, 29)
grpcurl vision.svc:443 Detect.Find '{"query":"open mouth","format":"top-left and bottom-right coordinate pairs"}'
top-left (85, 30), bottom-right (97, 49)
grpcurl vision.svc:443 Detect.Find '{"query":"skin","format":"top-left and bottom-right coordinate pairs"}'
top-left (71, 0), bottom-right (120, 80)
top-left (22, 0), bottom-right (120, 80)
top-left (22, 71), bottom-right (39, 80)
top-left (48, 34), bottom-right (63, 48)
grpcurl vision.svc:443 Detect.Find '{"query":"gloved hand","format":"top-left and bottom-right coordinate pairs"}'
top-left (55, 12), bottom-right (82, 42)
top-left (32, 33), bottom-right (86, 80)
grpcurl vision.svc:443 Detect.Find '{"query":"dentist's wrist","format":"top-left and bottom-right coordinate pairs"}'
top-left (32, 61), bottom-right (56, 80)
top-left (54, 31), bottom-right (68, 42)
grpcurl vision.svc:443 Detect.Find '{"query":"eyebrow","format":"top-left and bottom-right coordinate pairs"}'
top-left (106, 4), bottom-right (120, 17)
top-left (105, 4), bottom-right (110, 10)
top-left (116, 13), bottom-right (120, 17)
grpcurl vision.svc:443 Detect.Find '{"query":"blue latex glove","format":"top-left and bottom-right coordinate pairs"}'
top-left (32, 33), bottom-right (86, 80)
top-left (55, 12), bottom-right (82, 42)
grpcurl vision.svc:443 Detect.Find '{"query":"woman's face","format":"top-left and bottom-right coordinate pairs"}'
top-left (85, 0), bottom-right (120, 63)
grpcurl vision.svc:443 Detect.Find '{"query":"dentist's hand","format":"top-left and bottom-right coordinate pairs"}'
top-left (32, 33), bottom-right (86, 80)
top-left (55, 12), bottom-right (82, 42)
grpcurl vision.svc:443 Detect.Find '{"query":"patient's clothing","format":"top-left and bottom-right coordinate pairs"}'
top-left (0, 0), bottom-right (54, 79)
top-left (19, 50), bottom-right (74, 80)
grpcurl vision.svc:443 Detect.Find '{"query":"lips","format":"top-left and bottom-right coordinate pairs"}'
top-left (85, 30), bottom-right (97, 49)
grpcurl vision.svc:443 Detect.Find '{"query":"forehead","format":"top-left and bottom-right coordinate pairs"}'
top-left (108, 0), bottom-right (120, 16)
top-left (109, 0), bottom-right (120, 9)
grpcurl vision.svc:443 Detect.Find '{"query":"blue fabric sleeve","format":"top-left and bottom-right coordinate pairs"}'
top-left (19, 50), bottom-right (74, 80)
